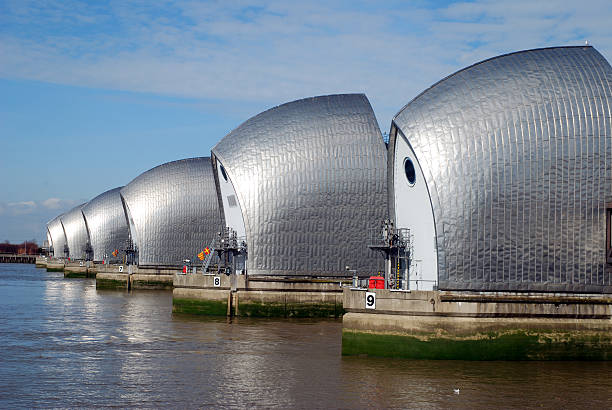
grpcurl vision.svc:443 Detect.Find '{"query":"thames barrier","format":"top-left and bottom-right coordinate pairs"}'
top-left (38, 46), bottom-right (612, 360)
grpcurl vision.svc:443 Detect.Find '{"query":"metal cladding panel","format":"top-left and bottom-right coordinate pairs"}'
top-left (212, 94), bottom-right (387, 277)
top-left (120, 157), bottom-right (222, 267)
top-left (81, 187), bottom-right (129, 262)
top-left (47, 216), bottom-right (67, 258)
top-left (60, 203), bottom-right (89, 260)
top-left (392, 46), bottom-right (612, 292)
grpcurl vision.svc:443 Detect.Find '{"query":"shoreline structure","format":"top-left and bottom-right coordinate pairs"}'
top-left (38, 46), bottom-right (612, 360)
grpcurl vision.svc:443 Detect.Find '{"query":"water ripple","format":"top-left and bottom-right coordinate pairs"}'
top-left (0, 264), bottom-right (610, 409)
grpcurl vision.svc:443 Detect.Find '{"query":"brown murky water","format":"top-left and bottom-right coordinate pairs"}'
top-left (1, 264), bottom-right (611, 409)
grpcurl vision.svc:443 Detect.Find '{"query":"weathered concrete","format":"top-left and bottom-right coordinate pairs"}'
top-left (173, 288), bottom-right (230, 316)
top-left (46, 261), bottom-right (65, 272)
top-left (173, 273), bottom-right (346, 317)
top-left (63, 261), bottom-right (97, 278)
top-left (126, 266), bottom-right (182, 275)
top-left (95, 264), bottom-right (174, 290)
top-left (35, 256), bottom-right (48, 268)
top-left (342, 289), bottom-right (612, 360)
top-left (131, 274), bottom-right (173, 290)
top-left (96, 272), bottom-right (129, 290)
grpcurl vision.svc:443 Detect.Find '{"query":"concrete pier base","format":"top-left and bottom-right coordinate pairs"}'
top-left (342, 289), bottom-right (612, 360)
top-left (46, 261), bottom-right (65, 272)
top-left (63, 262), bottom-right (96, 278)
top-left (131, 274), bottom-right (173, 290)
top-left (173, 274), bottom-right (345, 318)
top-left (95, 265), bottom-right (174, 290)
top-left (96, 272), bottom-right (130, 289)
top-left (35, 257), bottom-right (48, 268)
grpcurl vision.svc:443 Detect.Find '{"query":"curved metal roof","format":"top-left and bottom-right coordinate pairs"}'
top-left (60, 203), bottom-right (90, 260)
top-left (391, 46), bottom-right (612, 292)
top-left (81, 187), bottom-right (129, 262)
top-left (47, 215), bottom-right (67, 258)
top-left (120, 157), bottom-right (222, 267)
top-left (212, 94), bottom-right (387, 277)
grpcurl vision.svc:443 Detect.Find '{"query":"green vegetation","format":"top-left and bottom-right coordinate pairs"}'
top-left (239, 301), bottom-right (342, 318)
top-left (172, 298), bottom-right (228, 316)
top-left (132, 279), bottom-right (173, 290)
top-left (172, 297), bottom-right (343, 318)
top-left (96, 278), bottom-right (127, 290)
top-left (64, 271), bottom-right (88, 278)
top-left (342, 330), bottom-right (612, 360)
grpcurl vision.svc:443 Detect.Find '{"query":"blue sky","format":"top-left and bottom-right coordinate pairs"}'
top-left (1, 0), bottom-right (611, 243)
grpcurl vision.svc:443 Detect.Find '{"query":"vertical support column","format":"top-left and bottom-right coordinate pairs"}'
top-left (385, 253), bottom-right (391, 290)
top-left (226, 291), bottom-right (233, 317)
top-left (403, 249), bottom-right (409, 291)
top-left (396, 249), bottom-right (401, 289)
top-left (233, 292), bottom-right (239, 316)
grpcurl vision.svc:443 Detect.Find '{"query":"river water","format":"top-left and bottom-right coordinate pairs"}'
top-left (0, 264), bottom-right (610, 409)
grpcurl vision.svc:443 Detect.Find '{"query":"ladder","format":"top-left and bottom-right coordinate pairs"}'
top-left (202, 240), bottom-right (216, 272)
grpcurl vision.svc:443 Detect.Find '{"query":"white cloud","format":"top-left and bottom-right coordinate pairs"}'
top-left (41, 198), bottom-right (63, 209)
top-left (0, 198), bottom-right (79, 215)
top-left (40, 198), bottom-right (80, 211)
top-left (0, 198), bottom-right (81, 242)
top-left (8, 201), bottom-right (36, 207)
top-left (0, 0), bottom-right (610, 124)
top-left (6, 201), bottom-right (37, 215)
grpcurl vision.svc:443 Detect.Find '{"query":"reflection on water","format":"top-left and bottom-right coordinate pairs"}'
top-left (0, 264), bottom-right (611, 408)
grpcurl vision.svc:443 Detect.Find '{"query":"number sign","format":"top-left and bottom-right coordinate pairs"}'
top-left (213, 276), bottom-right (221, 287)
top-left (119, 265), bottom-right (123, 272)
top-left (365, 291), bottom-right (376, 309)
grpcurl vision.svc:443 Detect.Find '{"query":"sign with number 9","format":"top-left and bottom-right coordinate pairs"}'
top-left (365, 291), bottom-right (376, 309)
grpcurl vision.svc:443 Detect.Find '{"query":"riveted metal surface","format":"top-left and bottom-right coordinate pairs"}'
top-left (47, 215), bottom-right (67, 258)
top-left (212, 94), bottom-right (387, 277)
top-left (120, 157), bottom-right (222, 267)
top-left (60, 203), bottom-right (89, 260)
top-left (391, 46), bottom-right (612, 292)
top-left (81, 187), bottom-right (130, 262)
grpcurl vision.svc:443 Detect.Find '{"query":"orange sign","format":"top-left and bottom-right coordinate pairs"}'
top-left (197, 251), bottom-right (205, 261)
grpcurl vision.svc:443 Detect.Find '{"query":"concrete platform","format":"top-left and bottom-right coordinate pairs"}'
top-left (46, 261), bottom-right (65, 272)
top-left (63, 262), bottom-right (97, 278)
top-left (131, 274), bottom-right (173, 290)
top-left (173, 273), bottom-right (346, 318)
top-left (96, 272), bottom-right (130, 289)
top-left (35, 256), bottom-right (48, 268)
top-left (95, 265), bottom-right (174, 290)
top-left (342, 289), bottom-right (612, 360)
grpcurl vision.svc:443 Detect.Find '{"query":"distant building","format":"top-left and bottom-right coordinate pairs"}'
top-left (211, 94), bottom-right (387, 277)
top-left (81, 187), bottom-right (130, 263)
top-left (120, 157), bottom-right (222, 267)
top-left (389, 46), bottom-right (612, 292)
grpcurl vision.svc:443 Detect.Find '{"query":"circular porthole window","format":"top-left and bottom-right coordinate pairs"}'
top-left (219, 164), bottom-right (228, 182)
top-left (404, 157), bottom-right (416, 186)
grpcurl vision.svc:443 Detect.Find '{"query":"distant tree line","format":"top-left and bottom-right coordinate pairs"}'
top-left (0, 241), bottom-right (41, 255)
